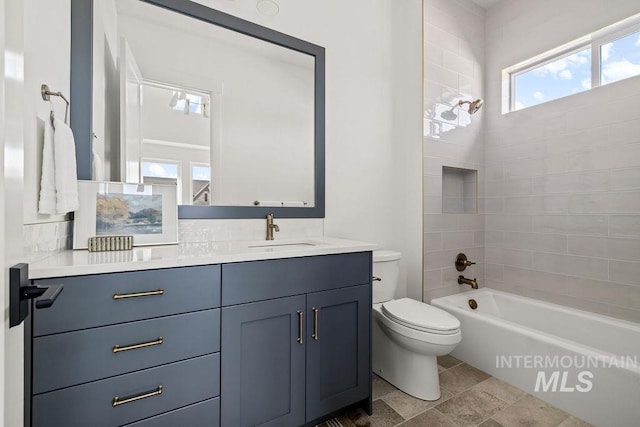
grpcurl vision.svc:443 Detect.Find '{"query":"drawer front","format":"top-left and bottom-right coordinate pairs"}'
top-left (222, 252), bottom-right (371, 305)
top-left (33, 265), bottom-right (221, 336)
top-left (124, 398), bottom-right (219, 427)
top-left (32, 353), bottom-right (220, 427)
top-left (33, 309), bottom-right (220, 394)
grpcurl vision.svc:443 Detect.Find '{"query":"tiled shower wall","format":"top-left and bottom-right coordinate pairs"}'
top-left (484, 0), bottom-right (640, 322)
top-left (423, 0), bottom-right (485, 301)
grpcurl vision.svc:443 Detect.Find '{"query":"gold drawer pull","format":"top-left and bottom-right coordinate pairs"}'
top-left (113, 289), bottom-right (164, 300)
top-left (312, 307), bottom-right (319, 340)
top-left (297, 310), bottom-right (304, 344)
top-left (112, 385), bottom-right (163, 407)
top-left (113, 337), bottom-right (164, 354)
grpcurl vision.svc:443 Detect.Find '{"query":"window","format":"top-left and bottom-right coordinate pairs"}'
top-left (172, 92), bottom-right (208, 116)
top-left (142, 160), bottom-right (179, 186)
top-left (600, 30), bottom-right (640, 85)
top-left (505, 14), bottom-right (640, 112)
top-left (512, 47), bottom-right (592, 111)
top-left (191, 164), bottom-right (211, 206)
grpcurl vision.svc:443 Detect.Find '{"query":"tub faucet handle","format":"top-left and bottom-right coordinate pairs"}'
top-left (455, 253), bottom-right (475, 271)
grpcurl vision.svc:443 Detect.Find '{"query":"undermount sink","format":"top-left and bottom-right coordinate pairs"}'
top-left (247, 241), bottom-right (318, 250)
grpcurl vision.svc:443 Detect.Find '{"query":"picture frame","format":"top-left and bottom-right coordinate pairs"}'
top-left (73, 181), bottom-right (178, 249)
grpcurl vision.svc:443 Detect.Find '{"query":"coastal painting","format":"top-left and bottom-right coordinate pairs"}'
top-left (96, 193), bottom-right (163, 235)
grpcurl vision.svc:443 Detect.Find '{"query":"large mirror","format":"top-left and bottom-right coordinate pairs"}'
top-left (71, 0), bottom-right (325, 218)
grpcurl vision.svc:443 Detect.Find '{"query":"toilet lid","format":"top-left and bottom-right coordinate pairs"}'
top-left (382, 298), bottom-right (460, 334)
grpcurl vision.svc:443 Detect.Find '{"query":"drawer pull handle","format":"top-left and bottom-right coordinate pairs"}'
top-left (312, 307), bottom-right (319, 341)
top-left (297, 310), bottom-right (304, 344)
top-left (113, 337), bottom-right (164, 354)
top-left (112, 385), bottom-right (163, 407)
top-left (113, 289), bottom-right (164, 300)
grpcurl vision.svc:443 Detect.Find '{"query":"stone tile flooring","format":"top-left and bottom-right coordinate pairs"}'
top-left (318, 355), bottom-right (591, 427)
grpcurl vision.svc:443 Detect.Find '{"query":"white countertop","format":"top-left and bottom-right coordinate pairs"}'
top-left (27, 237), bottom-right (377, 279)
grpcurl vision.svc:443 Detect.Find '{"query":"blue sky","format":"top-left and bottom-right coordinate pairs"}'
top-left (192, 165), bottom-right (211, 181)
top-left (142, 161), bottom-right (211, 181)
top-left (142, 161), bottom-right (178, 179)
top-left (514, 30), bottom-right (640, 110)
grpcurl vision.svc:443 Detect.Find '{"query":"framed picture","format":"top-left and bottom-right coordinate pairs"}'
top-left (73, 181), bottom-right (178, 249)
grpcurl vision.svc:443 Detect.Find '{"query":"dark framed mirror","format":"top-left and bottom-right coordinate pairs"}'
top-left (71, 0), bottom-right (325, 218)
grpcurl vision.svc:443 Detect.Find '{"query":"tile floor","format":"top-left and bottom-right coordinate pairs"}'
top-left (319, 355), bottom-right (591, 427)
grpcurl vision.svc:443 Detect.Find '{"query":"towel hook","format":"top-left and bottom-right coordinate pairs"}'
top-left (41, 84), bottom-right (69, 125)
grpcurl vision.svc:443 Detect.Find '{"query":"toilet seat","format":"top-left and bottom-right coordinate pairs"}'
top-left (381, 298), bottom-right (460, 335)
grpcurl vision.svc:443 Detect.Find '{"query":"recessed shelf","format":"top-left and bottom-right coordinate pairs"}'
top-left (442, 166), bottom-right (477, 214)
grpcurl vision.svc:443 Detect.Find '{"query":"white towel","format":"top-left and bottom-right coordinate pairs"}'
top-left (53, 117), bottom-right (79, 214)
top-left (38, 118), bottom-right (57, 214)
top-left (39, 117), bottom-right (79, 214)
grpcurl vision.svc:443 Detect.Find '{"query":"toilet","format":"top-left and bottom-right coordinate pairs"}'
top-left (372, 250), bottom-right (461, 401)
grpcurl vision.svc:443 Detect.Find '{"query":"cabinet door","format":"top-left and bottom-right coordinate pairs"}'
top-left (306, 284), bottom-right (371, 421)
top-left (221, 295), bottom-right (306, 427)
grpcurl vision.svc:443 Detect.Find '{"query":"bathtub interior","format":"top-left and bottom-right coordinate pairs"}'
top-left (432, 289), bottom-right (640, 427)
top-left (433, 289), bottom-right (640, 361)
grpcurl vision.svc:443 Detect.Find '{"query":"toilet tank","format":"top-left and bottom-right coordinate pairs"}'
top-left (372, 250), bottom-right (401, 303)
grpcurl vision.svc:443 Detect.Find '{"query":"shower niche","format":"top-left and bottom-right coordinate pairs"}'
top-left (442, 166), bottom-right (477, 214)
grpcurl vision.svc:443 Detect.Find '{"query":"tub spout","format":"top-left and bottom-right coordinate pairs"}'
top-left (458, 275), bottom-right (478, 289)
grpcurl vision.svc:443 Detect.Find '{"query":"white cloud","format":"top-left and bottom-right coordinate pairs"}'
top-left (559, 69), bottom-right (573, 80)
top-left (515, 101), bottom-right (526, 111)
top-left (534, 50), bottom-right (590, 78)
top-left (636, 35), bottom-right (640, 47)
top-left (602, 58), bottom-right (640, 84)
top-left (602, 43), bottom-right (613, 61)
top-left (147, 163), bottom-right (177, 178)
top-left (533, 91), bottom-right (545, 101)
top-left (193, 171), bottom-right (210, 180)
top-left (581, 78), bottom-right (591, 90)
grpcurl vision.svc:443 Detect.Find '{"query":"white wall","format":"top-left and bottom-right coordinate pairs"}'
top-left (385, 0), bottom-right (423, 299)
top-left (22, 0), bottom-right (70, 225)
top-left (484, 0), bottom-right (640, 322)
top-left (3, 0), bottom-right (28, 423)
top-left (423, 0), bottom-right (486, 302)
top-left (0, 0), bottom-right (6, 421)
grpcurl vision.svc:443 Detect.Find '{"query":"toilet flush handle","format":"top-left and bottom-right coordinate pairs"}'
top-left (372, 276), bottom-right (382, 282)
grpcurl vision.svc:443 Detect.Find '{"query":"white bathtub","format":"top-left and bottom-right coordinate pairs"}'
top-left (431, 289), bottom-right (640, 427)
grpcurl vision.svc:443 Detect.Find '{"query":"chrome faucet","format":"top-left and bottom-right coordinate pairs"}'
top-left (266, 213), bottom-right (280, 240)
top-left (458, 275), bottom-right (478, 289)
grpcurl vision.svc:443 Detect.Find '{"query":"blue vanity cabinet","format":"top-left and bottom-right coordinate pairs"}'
top-left (220, 252), bottom-right (372, 426)
top-left (28, 265), bottom-right (222, 427)
top-left (305, 284), bottom-right (371, 422)
top-left (221, 296), bottom-right (307, 427)
top-left (27, 252), bottom-right (372, 427)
